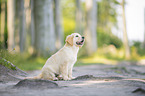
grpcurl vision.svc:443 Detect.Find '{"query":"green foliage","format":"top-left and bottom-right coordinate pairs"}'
top-left (0, 58), bottom-right (16, 70)
top-left (63, 18), bottom-right (75, 41)
top-left (132, 41), bottom-right (142, 48)
top-left (97, 0), bottom-right (119, 32)
top-left (14, 55), bottom-right (46, 71)
top-left (130, 46), bottom-right (140, 60)
top-left (61, 0), bottom-right (75, 19)
top-left (97, 28), bottom-right (123, 48)
top-left (0, 41), bottom-right (45, 71)
top-left (61, 0), bottom-right (76, 42)
top-left (62, 0), bottom-right (122, 49)
top-left (131, 41), bottom-right (145, 56)
top-left (0, 42), bottom-right (16, 70)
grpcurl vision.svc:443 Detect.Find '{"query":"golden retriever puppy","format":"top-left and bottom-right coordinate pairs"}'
top-left (26, 33), bottom-right (85, 80)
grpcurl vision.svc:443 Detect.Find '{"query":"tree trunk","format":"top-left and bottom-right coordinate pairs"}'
top-left (18, 0), bottom-right (26, 52)
top-left (54, 0), bottom-right (64, 50)
top-left (30, 0), bottom-right (35, 54)
top-left (84, 0), bottom-right (97, 55)
top-left (7, 0), bottom-right (15, 51)
top-left (122, 0), bottom-right (130, 59)
top-left (75, 0), bottom-right (83, 34)
top-left (143, 8), bottom-right (145, 48)
top-left (34, 0), bottom-right (56, 56)
top-left (0, 0), bottom-right (6, 47)
top-left (24, 0), bottom-right (31, 53)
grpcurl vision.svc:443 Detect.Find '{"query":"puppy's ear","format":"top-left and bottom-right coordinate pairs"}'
top-left (65, 35), bottom-right (73, 46)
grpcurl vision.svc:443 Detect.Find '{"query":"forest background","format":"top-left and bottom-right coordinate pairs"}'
top-left (0, 0), bottom-right (145, 71)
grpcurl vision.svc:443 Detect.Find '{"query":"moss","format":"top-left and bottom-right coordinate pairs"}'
top-left (0, 58), bottom-right (16, 70)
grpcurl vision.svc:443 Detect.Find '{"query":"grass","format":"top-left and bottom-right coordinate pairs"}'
top-left (0, 58), bottom-right (17, 70)
top-left (0, 49), bottom-right (46, 71)
top-left (1, 46), bottom-right (145, 71)
top-left (77, 47), bottom-right (125, 66)
top-left (79, 56), bottom-right (118, 65)
top-left (2, 53), bottom-right (118, 71)
top-left (14, 55), bottom-right (47, 71)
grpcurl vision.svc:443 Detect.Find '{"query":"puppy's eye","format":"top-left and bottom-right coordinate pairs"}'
top-left (76, 35), bottom-right (79, 37)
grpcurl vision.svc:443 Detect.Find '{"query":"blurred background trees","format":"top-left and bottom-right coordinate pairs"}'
top-left (0, 0), bottom-right (145, 70)
top-left (84, 0), bottom-right (97, 55)
top-left (121, 0), bottom-right (130, 59)
top-left (33, 0), bottom-right (56, 56)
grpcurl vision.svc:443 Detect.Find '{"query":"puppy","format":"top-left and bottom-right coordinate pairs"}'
top-left (26, 33), bottom-right (85, 80)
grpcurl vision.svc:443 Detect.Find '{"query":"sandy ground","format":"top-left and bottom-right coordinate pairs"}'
top-left (0, 62), bottom-right (145, 96)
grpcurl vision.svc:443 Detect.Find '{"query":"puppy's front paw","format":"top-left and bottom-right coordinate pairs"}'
top-left (68, 76), bottom-right (75, 80)
top-left (53, 77), bottom-right (59, 81)
top-left (57, 75), bottom-right (63, 80)
top-left (63, 76), bottom-right (69, 81)
top-left (70, 77), bottom-right (76, 79)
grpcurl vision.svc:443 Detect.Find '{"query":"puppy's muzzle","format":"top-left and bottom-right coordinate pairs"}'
top-left (81, 36), bottom-right (85, 43)
top-left (76, 36), bottom-right (85, 45)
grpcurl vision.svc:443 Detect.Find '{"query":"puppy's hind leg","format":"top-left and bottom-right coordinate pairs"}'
top-left (41, 69), bottom-right (58, 81)
top-left (25, 74), bottom-right (42, 80)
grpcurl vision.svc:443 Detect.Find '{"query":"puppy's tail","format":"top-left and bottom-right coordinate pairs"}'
top-left (24, 73), bottom-right (42, 80)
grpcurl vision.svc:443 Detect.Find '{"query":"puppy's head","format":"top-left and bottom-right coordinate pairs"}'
top-left (65, 33), bottom-right (85, 48)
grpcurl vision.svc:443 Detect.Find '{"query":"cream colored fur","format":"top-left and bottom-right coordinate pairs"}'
top-left (25, 33), bottom-right (84, 80)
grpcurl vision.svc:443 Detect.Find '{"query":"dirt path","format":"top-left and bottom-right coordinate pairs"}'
top-left (0, 63), bottom-right (145, 96)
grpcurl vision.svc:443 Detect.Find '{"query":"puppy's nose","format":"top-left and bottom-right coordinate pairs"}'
top-left (82, 36), bottom-right (85, 39)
